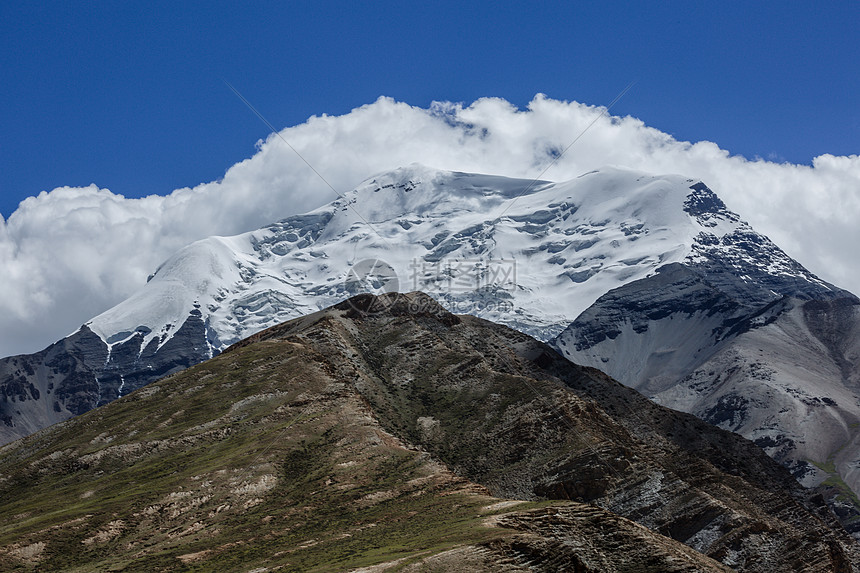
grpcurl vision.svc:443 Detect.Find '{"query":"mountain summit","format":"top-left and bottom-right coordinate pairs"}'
top-left (2, 164), bottom-right (858, 524)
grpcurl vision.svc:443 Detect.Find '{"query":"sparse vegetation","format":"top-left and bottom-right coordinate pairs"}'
top-left (0, 336), bottom-right (531, 572)
top-left (0, 295), bottom-right (856, 572)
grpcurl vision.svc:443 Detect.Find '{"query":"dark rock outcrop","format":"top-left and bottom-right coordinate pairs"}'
top-left (0, 311), bottom-right (213, 444)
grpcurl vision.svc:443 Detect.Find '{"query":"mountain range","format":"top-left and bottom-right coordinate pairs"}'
top-left (0, 292), bottom-right (857, 571)
top-left (2, 164), bottom-right (859, 533)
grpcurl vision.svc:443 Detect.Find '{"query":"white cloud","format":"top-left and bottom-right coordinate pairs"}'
top-left (1, 95), bottom-right (858, 357)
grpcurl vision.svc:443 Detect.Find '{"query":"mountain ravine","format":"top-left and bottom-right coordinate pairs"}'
top-left (0, 293), bottom-right (857, 571)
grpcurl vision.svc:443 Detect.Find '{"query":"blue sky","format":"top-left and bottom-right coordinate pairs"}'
top-left (1, 1), bottom-right (857, 218)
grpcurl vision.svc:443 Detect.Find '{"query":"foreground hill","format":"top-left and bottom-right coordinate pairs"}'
top-left (0, 293), bottom-right (856, 571)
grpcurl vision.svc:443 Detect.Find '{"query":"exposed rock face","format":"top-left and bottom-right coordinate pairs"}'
top-left (1, 293), bottom-right (857, 571)
top-left (0, 310), bottom-right (212, 444)
top-left (406, 504), bottom-right (737, 572)
top-left (682, 182), bottom-right (842, 304)
top-left (555, 267), bottom-right (860, 533)
top-left (0, 326), bottom-right (106, 440)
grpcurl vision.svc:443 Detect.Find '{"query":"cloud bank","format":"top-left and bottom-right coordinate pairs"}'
top-left (1, 95), bottom-right (858, 357)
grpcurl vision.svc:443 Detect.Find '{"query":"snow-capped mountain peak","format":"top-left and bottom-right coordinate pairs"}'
top-left (85, 164), bottom-right (835, 361)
